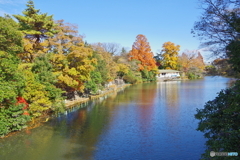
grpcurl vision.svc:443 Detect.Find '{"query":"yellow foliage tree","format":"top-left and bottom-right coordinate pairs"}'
top-left (117, 63), bottom-right (129, 77)
top-left (19, 63), bottom-right (52, 117)
top-left (48, 20), bottom-right (96, 92)
top-left (19, 38), bottom-right (49, 62)
top-left (161, 41), bottom-right (180, 70)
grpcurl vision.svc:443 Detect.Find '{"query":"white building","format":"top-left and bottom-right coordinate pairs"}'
top-left (157, 69), bottom-right (181, 78)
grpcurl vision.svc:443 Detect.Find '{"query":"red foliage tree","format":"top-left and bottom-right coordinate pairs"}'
top-left (16, 96), bottom-right (29, 115)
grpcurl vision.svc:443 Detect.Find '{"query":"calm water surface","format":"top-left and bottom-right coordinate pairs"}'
top-left (0, 76), bottom-right (232, 160)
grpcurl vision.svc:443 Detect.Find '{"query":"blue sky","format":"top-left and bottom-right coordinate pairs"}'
top-left (0, 0), bottom-right (212, 61)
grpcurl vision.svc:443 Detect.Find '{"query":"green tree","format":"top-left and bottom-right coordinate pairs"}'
top-left (0, 53), bottom-right (30, 137)
top-left (0, 16), bottom-right (23, 54)
top-left (93, 52), bottom-right (109, 85)
top-left (84, 71), bottom-right (103, 94)
top-left (193, 1), bottom-right (240, 158)
top-left (195, 81), bottom-right (240, 159)
top-left (0, 16), bottom-right (30, 137)
top-left (226, 40), bottom-right (240, 75)
top-left (212, 58), bottom-right (232, 75)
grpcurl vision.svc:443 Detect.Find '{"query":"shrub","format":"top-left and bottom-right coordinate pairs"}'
top-left (123, 74), bottom-right (137, 84)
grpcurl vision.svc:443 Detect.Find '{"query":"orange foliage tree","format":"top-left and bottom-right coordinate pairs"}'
top-left (178, 50), bottom-right (205, 72)
top-left (128, 34), bottom-right (156, 71)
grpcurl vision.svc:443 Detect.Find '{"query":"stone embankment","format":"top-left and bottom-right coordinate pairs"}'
top-left (65, 83), bottom-right (131, 108)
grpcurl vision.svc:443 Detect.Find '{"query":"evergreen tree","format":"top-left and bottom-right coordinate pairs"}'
top-left (13, 0), bottom-right (57, 62)
top-left (0, 16), bottom-right (23, 54)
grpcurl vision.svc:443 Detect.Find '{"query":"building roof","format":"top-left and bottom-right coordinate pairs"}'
top-left (158, 69), bottom-right (181, 73)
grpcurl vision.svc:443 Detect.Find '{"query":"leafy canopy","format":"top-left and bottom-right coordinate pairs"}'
top-left (160, 41), bottom-right (180, 70)
top-left (129, 34), bottom-right (156, 71)
top-left (48, 20), bottom-right (96, 92)
top-left (13, 0), bottom-right (57, 62)
top-left (0, 16), bottom-right (23, 54)
top-left (0, 16), bottom-right (30, 137)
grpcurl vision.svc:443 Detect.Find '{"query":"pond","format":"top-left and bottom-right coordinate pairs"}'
top-left (0, 76), bottom-right (232, 160)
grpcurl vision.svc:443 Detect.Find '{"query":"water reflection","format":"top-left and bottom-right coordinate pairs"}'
top-left (158, 81), bottom-right (180, 108)
top-left (0, 77), bottom-right (232, 160)
top-left (137, 83), bottom-right (156, 136)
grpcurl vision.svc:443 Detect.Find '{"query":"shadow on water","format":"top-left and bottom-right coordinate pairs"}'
top-left (0, 76), bottom-right (233, 160)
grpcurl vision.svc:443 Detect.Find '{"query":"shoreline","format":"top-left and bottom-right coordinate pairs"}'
top-left (65, 84), bottom-right (131, 108)
top-left (1, 84), bottom-right (131, 139)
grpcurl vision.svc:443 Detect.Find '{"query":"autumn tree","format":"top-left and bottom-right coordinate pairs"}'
top-left (128, 34), bottom-right (156, 71)
top-left (160, 41), bottom-right (180, 70)
top-left (112, 49), bottom-right (131, 78)
top-left (13, 0), bottom-right (57, 62)
top-left (178, 50), bottom-right (205, 72)
top-left (195, 52), bottom-right (205, 70)
top-left (48, 20), bottom-right (95, 93)
top-left (206, 58), bottom-right (239, 77)
top-left (19, 63), bottom-right (52, 117)
top-left (18, 55), bottom-right (65, 117)
top-left (116, 63), bottom-right (129, 77)
top-left (177, 52), bottom-right (193, 72)
top-left (112, 47), bottom-right (141, 83)
top-left (31, 55), bottom-right (65, 113)
top-left (91, 43), bottom-right (119, 81)
top-left (178, 50), bottom-right (205, 79)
